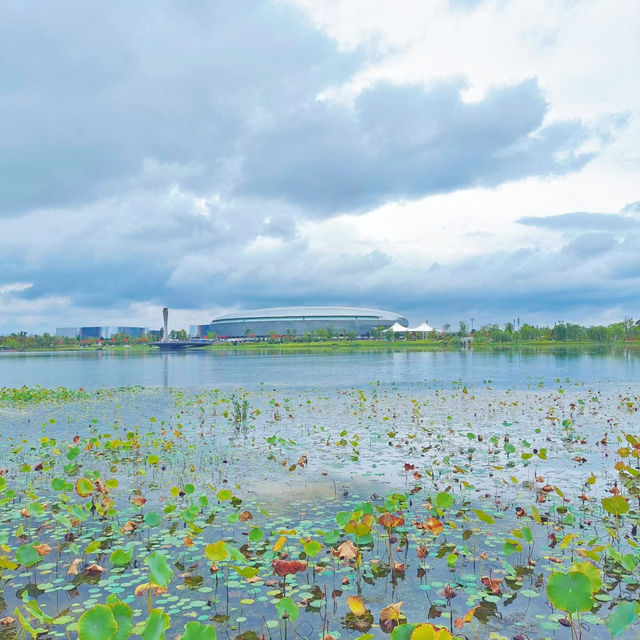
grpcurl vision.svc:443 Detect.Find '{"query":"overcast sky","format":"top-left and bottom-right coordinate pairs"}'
top-left (1, 0), bottom-right (639, 333)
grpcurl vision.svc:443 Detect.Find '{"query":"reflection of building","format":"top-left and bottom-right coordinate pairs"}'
top-left (55, 326), bottom-right (147, 339)
top-left (190, 306), bottom-right (409, 339)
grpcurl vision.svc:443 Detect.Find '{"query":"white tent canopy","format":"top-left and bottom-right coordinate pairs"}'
top-left (408, 322), bottom-right (439, 332)
top-left (382, 322), bottom-right (410, 333)
top-left (382, 321), bottom-right (440, 334)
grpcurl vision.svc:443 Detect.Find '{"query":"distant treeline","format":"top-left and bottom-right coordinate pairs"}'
top-left (465, 319), bottom-right (639, 344)
top-left (1, 319), bottom-right (639, 350)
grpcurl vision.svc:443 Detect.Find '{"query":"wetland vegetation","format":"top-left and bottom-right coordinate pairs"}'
top-left (0, 373), bottom-right (639, 640)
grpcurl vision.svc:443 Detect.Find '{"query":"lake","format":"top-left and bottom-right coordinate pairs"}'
top-left (1, 347), bottom-right (639, 639)
top-left (2, 345), bottom-right (640, 391)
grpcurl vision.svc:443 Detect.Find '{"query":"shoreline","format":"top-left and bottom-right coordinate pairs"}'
top-left (2, 338), bottom-right (640, 354)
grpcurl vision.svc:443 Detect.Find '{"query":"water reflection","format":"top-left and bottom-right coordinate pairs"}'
top-left (1, 345), bottom-right (639, 391)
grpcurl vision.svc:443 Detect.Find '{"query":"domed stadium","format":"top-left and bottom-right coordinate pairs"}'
top-left (190, 306), bottom-right (408, 339)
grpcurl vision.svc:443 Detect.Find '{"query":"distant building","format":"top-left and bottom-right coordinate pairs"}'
top-left (55, 326), bottom-right (147, 340)
top-left (79, 327), bottom-right (106, 339)
top-left (112, 326), bottom-right (147, 339)
top-left (190, 306), bottom-right (408, 339)
top-left (56, 327), bottom-right (79, 338)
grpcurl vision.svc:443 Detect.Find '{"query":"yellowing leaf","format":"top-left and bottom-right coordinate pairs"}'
top-left (409, 623), bottom-right (454, 640)
top-left (560, 533), bottom-right (578, 549)
top-left (272, 536), bottom-right (287, 552)
top-left (346, 595), bottom-right (367, 617)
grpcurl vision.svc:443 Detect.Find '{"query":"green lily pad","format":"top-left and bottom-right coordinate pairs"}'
top-left (602, 496), bottom-right (629, 516)
top-left (276, 596), bottom-right (299, 622)
top-left (141, 609), bottom-right (170, 640)
top-left (606, 601), bottom-right (639, 637)
top-left (546, 571), bottom-right (593, 613)
top-left (145, 553), bottom-right (173, 588)
top-left (181, 621), bottom-right (217, 640)
top-left (144, 511), bottom-right (162, 528)
top-left (110, 548), bottom-right (134, 568)
top-left (77, 605), bottom-right (117, 640)
top-left (16, 543), bottom-right (42, 568)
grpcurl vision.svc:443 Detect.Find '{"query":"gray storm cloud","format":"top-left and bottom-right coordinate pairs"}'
top-left (0, 0), bottom-right (634, 331)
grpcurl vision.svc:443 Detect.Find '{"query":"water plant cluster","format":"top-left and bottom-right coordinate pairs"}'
top-left (0, 381), bottom-right (639, 640)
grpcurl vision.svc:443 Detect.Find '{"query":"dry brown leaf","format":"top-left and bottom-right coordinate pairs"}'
top-left (481, 576), bottom-right (502, 595)
top-left (334, 540), bottom-right (358, 560)
top-left (34, 543), bottom-right (52, 556)
top-left (272, 559), bottom-right (307, 577)
top-left (94, 479), bottom-right (109, 494)
top-left (463, 606), bottom-right (477, 623)
top-left (443, 585), bottom-right (457, 600)
top-left (238, 510), bottom-right (253, 522)
top-left (121, 520), bottom-right (137, 533)
top-left (85, 564), bottom-right (105, 575)
top-left (134, 582), bottom-right (167, 596)
top-left (131, 496), bottom-right (146, 507)
top-left (380, 602), bottom-right (404, 622)
top-left (0, 617), bottom-right (16, 626)
top-left (67, 558), bottom-right (81, 575)
top-left (424, 518), bottom-right (444, 535)
top-left (378, 513), bottom-right (404, 529)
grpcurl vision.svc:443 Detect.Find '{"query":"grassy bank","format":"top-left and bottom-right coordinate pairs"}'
top-left (3, 339), bottom-right (640, 353)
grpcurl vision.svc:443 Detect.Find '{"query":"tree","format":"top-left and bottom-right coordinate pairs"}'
top-left (587, 326), bottom-right (607, 342)
top-left (554, 323), bottom-right (567, 341)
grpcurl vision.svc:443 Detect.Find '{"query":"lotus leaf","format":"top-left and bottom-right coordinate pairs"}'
top-left (181, 621), bottom-right (217, 640)
top-left (77, 605), bottom-right (117, 640)
top-left (546, 571), bottom-right (594, 613)
top-left (145, 552), bottom-right (173, 588)
top-left (276, 596), bottom-right (299, 622)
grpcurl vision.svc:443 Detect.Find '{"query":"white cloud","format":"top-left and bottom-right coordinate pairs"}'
top-left (0, 282), bottom-right (32, 295)
top-left (1, 0), bottom-right (639, 333)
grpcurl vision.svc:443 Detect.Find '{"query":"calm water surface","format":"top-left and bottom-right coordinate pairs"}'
top-left (1, 346), bottom-right (640, 390)
top-left (2, 347), bottom-right (640, 638)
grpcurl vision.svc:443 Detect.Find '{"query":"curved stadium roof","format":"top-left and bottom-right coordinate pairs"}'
top-left (212, 306), bottom-right (407, 323)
